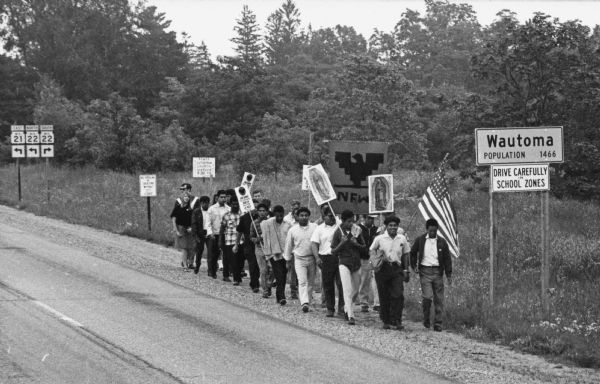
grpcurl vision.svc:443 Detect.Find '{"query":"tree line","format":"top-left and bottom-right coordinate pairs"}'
top-left (1, 0), bottom-right (599, 199)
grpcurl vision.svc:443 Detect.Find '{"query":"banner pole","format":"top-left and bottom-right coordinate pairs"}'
top-left (327, 201), bottom-right (345, 236)
top-left (489, 186), bottom-right (495, 306)
top-left (147, 196), bottom-right (152, 231)
top-left (17, 158), bottom-right (22, 202)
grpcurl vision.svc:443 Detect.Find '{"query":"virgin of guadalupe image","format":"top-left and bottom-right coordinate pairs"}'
top-left (309, 167), bottom-right (331, 202)
top-left (372, 176), bottom-right (389, 211)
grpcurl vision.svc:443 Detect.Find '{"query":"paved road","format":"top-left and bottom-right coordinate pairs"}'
top-left (0, 221), bottom-right (451, 384)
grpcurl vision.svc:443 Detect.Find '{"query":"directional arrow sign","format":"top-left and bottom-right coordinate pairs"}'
top-left (26, 145), bottom-right (40, 158)
top-left (12, 145), bottom-right (25, 158)
top-left (41, 145), bottom-right (54, 158)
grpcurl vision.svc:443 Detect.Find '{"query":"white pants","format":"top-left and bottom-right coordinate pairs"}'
top-left (294, 255), bottom-right (316, 305)
top-left (339, 264), bottom-right (361, 318)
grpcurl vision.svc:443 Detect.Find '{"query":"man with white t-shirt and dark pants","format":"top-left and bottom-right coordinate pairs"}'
top-left (410, 218), bottom-right (452, 332)
top-left (311, 207), bottom-right (344, 318)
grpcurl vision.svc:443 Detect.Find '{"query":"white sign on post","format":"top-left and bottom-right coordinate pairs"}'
top-left (241, 172), bottom-right (255, 191)
top-left (235, 186), bottom-right (255, 214)
top-left (475, 126), bottom-right (563, 165)
top-left (301, 165), bottom-right (310, 191)
top-left (25, 131), bottom-right (40, 145)
top-left (40, 145), bottom-right (54, 158)
top-left (11, 145), bottom-right (25, 158)
top-left (192, 157), bottom-right (215, 178)
top-left (10, 132), bottom-right (25, 144)
top-left (26, 145), bottom-right (40, 158)
top-left (139, 175), bottom-right (157, 197)
top-left (491, 164), bottom-right (549, 192)
top-left (306, 163), bottom-right (336, 206)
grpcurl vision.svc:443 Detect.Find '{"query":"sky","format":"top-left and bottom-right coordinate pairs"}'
top-left (149, 0), bottom-right (600, 58)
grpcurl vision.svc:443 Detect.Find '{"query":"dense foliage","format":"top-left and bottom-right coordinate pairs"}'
top-left (1, 0), bottom-right (599, 198)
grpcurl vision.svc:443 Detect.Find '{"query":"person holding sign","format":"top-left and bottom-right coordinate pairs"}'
top-left (331, 210), bottom-right (365, 325)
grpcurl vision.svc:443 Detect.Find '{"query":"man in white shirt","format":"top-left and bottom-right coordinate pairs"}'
top-left (285, 207), bottom-right (318, 312)
top-left (206, 190), bottom-right (230, 278)
top-left (369, 215), bottom-right (410, 330)
top-left (410, 218), bottom-right (452, 332)
top-left (311, 207), bottom-right (345, 318)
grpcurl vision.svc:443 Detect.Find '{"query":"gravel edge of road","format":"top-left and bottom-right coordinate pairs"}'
top-left (1, 206), bottom-right (598, 384)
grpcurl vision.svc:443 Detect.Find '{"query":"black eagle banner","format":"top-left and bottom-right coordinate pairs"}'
top-left (327, 140), bottom-right (390, 214)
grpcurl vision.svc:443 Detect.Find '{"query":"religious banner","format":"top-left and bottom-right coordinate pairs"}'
top-left (368, 174), bottom-right (394, 214)
top-left (306, 163), bottom-right (336, 206)
top-left (327, 140), bottom-right (390, 214)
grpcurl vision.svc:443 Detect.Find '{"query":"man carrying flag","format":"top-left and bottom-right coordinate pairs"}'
top-left (411, 157), bottom-right (457, 331)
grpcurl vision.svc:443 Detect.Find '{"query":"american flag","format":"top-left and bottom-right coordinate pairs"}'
top-left (417, 162), bottom-right (459, 258)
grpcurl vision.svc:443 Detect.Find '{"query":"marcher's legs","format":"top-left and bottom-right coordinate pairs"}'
top-left (388, 271), bottom-right (405, 327)
top-left (320, 255), bottom-right (337, 312)
top-left (339, 265), bottom-right (360, 319)
top-left (222, 244), bottom-right (233, 280)
top-left (194, 237), bottom-right (206, 273)
top-left (357, 259), bottom-right (374, 308)
top-left (431, 272), bottom-right (445, 328)
top-left (207, 236), bottom-right (220, 277)
top-left (375, 264), bottom-right (392, 325)
top-left (270, 258), bottom-right (287, 303)
top-left (244, 242), bottom-right (259, 290)
top-left (256, 248), bottom-right (272, 295)
top-left (289, 255), bottom-right (298, 299)
top-left (295, 256), bottom-right (316, 306)
top-left (231, 246), bottom-right (244, 283)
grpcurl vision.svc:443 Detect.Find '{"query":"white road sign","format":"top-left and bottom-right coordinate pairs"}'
top-left (10, 132), bottom-right (25, 144)
top-left (192, 157), bottom-right (215, 178)
top-left (491, 164), bottom-right (549, 192)
top-left (475, 126), bottom-right (563, 165)
top-left (26, 145), bottom-right (40, 158)
top-left (235, 186), bottom-right (255, 214)
top-left (11, 145), bottom-right (25, 158)
top-left (25, 131), bottom-right (40, 145)
top-left (39, 125), bottom-right (53, 131)
top-left (41, 145), bottom-right (54, 158)
top-left (11, 125), bottom-right (24, 132)
top-left (40, 131), bottom-right (54, 144)
top-left (139, 175), bottom-right (157, 197)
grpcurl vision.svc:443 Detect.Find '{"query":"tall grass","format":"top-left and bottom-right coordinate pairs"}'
top-left (1, 163), bottom-right (599, 367)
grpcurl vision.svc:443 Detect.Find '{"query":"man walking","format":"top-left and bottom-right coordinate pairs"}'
top-left (369, 216), bottom-right (410, 330)
top-left (237, 205), bottom-right (260, 292)
top-left (206, 190), bottom-right (230, 279)
top-left (260, 205), bottom-right (291, 305)
top-left (221, 199), bottom-right (242, 284)
top-left (251, 203), bottom-right (274, 297)
top-left (357, 214), bottom-right (379, 312)
top-left (191, 195), bottom-right (212, 274)
top-left (311, 207), bottom-right (345, 318)
top-left (410, 218), bottom-right (453, 331)
top-left (284, 207), bottom-right (318, 312)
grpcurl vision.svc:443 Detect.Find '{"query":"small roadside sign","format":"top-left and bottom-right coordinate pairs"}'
top-left (475, 126), bottom-right (563, 165)
top-left (491, 164), bottom-right (549, 192)
top-left (192, 157), bottom-right (215, 178)
top-left (40, 145), bottom-right (54, 158)
top-left (12, 145), bottom-right (25, 158)
top-left (26, 145), bottom-right (40, 158)
top-left (139, 175), bottom-right (157, 197)
top-left (10, 132), bottom-right (25, 144)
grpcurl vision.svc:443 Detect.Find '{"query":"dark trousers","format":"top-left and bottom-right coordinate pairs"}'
top-left (223, 244), bottom-right (241, 281)
top-left (270, 258), bottom-right (288, 302)
top-left (243, 241), bottom-right (260, 289)
top-left (419, 266), bottom-right (445, 327)
top-left (194, 237), bottom-right (206, 271)
top-left (375, 262), bottom-right (404, 326)
top-left (207, 236), bottom-right (222, 277)
top-left (319, 254), bottom-right (344, 312)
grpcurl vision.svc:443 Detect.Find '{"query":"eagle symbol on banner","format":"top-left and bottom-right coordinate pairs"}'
top-left (334, 152), bottom-right (384, 187)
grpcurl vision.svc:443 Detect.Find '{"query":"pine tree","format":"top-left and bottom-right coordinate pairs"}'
top-left (230, 5), bottom-right (262, 68)
top-left (264, 0), bottom-right (303, 65)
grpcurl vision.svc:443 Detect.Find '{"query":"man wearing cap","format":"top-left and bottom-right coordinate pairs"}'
top-left (206, 190), bottom-right (230, 278)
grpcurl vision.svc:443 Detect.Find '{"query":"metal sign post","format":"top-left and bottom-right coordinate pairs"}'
top-left (489, 189), bottom-right (495, 305)
top-left (139, 175), bottom-right (157, 231)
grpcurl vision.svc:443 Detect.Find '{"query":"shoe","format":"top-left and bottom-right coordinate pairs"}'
top-left (423, 320), bottom-right (431, 329)
top-left (252, 288), bottom-right (260, 293)
top-left (223, 277), bottom-right (232, 282)
top-left (194, 268), bottom-right (199, 274)
top-left (348, 317), bottom-right (355, 325)
top-left (382, 323), bottom-right (391, 330)
top-left (233, 281), bottom-right (240, 286)
top-left (241, 271), bottom-right (248, 277)
top-left (361, 305), bottom-right (369, 313)
top-left (373, 305), bottom-right (380, 312)
top-left (187, 264), bottom-right (194, 269)
top-left (279, 299), bottom-right (287, 306)
top-left (302, 304), bottom-right (309, 313)
top-left (344, 312), bottom-right (349, 321)
top-left (209, 273), bottom-right (217, 279)
top-left (291, 293), bottom-right (299, 300)
top-left (326, 310), bottom-right (334, 317)
top-left (266, 288), bottom-right (272, 297)
top-left (434, 325), bottom-right (442, 332)
top-left (262, 292), bottom-right (270, 298)
top-left (396, 324), bottom-right (405, 331)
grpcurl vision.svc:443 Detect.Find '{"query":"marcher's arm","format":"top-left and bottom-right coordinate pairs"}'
top-left (330, 230), bottom-right (347, 255)
top-left (172, 217), bottom-right (181, 236)
top-left (283, 229), bottom-right (294, 261)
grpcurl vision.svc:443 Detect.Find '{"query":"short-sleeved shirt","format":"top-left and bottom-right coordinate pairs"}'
top-left (310, 223), bottom-right (338, 255)
top-left (221, 212), bottom-right (241, 246)
top-left (370, 231), bottom-right (410, 265)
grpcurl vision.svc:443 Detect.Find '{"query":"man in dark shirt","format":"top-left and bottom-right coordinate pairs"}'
top-left (357, 215), bottom-right (379, 312)
top-left (236, 202), bottom-right (260, 292)
top-left (191, 196), bottom-right (211, 274)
